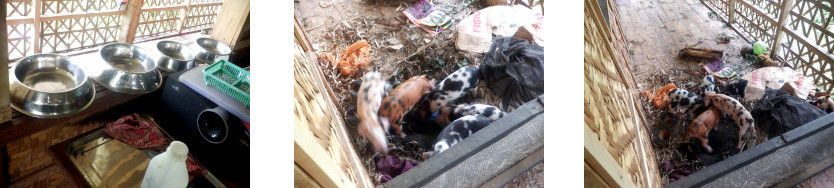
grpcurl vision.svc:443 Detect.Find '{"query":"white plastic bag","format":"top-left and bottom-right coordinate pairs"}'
top-left (741, 67), bottom-right (816, 101)
top-left (456, 5), bottom-right (544, 53)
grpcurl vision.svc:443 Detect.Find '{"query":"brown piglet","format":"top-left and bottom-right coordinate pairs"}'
top-left (378, 75), bottom-right (436, 138)
top-left (685, 106), bottom-right (722, 153)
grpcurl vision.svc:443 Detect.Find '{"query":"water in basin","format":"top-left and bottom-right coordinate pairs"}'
top-left (23, 69), bottom-right (77, 92)
top-left (108, 57), bottom-right (149, 73)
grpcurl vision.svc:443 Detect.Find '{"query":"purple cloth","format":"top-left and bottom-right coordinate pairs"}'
top-left (376, 155), bottom-right (419, 183)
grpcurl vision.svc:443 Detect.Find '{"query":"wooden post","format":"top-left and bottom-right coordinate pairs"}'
top-left (118, 0), bottom-right (145, 44)
top-left (32, 0), bottom-right (41, 53)
top-left (728, 0), bottom-right (736, 24)
top-left (177, 0), bottom-right (193, 34)
top-left (771, 0), bottom-right (795, 58)
top-left (0, 0), bottom-right (13, 124)
top-left (210, 0), bottom-right (249, 50)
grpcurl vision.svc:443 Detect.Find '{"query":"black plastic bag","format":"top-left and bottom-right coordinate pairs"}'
top-left (479, 37), bottom-right (544, 110)
top-left (752, 89), bottom-right (827, 138)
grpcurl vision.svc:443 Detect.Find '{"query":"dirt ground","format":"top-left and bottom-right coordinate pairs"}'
top-left (294, 0), bottom-right (543, 186)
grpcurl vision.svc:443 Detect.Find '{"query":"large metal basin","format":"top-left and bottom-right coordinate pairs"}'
top-left (193, 38), bottom-right (231, 64)
top-left (156, 41), bottom-right (196, 72)
top-left (88, 43), bottom-right (163, 94)
top-left (9, 54), bottom-right (96, 118)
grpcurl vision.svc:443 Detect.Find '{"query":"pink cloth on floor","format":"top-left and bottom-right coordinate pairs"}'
top-left (104, 113), bottom-right (208, 181)
top-left (376, 155), bottom-right (419, 183)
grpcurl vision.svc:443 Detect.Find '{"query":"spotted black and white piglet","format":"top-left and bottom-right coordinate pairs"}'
top-left (704, 93), bottom-right (756, 149)
top-left (428, 66), bottom-right (480, 113)
top-left (356, 68), bottom-right (392, 154)
top-left (700, 75), bottom-right (716, 95)
top-left (668, 88), bottom-right (707, 117)
top-left (423, 115), bottom-right (494, 159)
top-left (415, 66), bottom-right (480, 121)
top-left (434, 104), bottom-right (506, 125)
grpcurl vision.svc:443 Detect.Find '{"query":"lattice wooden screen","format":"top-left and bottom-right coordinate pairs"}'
top-left (780, 0), bottom-right (834, 92)
top-left (703, 0), bottom-right (834, 94)
top-left (182, 3), bottom-right (220, 32)
top-left (7, 23), bottom-right (33, 60)
top-left (6, 0), bottom-right (34, 60)
top-left (39, 13), bottom-right (122, 53)
top-left (144, 0), bottom-right (185, 7)
top-left (192, 0), bottom-right (222, 3)
top-left (135, 9), bottom-right (182, 39)
top-left (7, 0), bottom-right (32, 18)
top-left (136, 0), bottom-right (223, 40)
top-left (41, 0), bottom-right (120, 16)
top-left (5, 0), bottom-right (223, 61)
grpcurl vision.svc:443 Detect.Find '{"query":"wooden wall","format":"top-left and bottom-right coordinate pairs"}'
top-left (293, 15), bottom-right (373, 188)
top-left (4, 117), bottom-right (107, 187)
top-left (584, 0), bottom-right (661, 187)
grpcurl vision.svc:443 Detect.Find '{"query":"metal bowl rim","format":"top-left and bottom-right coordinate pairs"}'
top-left (195, 38), bottom-right (231, 55)
top-left (91, 70), bottom-right (164, 94)
top-left (98, 43), bottom-right (159, 74)
top-left (9, 81), bottom-right (96, 118)
top-left (90, 43), bottom-right (164, 94)
top-left (157, 40), bottom-right (197, 61)
top-left (11, 53), bottom-right (91, 94)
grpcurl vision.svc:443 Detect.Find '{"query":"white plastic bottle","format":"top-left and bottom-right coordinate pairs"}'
top-left (141, 141), bottom-right (189, 188)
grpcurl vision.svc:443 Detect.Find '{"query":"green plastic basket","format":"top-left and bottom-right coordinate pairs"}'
top-left (203, 60), bottom-right (250, 108)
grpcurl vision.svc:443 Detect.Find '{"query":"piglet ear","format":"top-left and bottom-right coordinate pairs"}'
top-left (430, 79), bottom-right (437, 89)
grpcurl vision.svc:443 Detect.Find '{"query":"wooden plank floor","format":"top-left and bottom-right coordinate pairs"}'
top-left (797, 166), bottom-right (834, 187)
top-left (616, 0), bottom-right (749, 88)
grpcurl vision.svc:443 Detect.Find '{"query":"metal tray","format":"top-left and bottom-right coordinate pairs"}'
top-left (66, 118), bottom-right (225, 188)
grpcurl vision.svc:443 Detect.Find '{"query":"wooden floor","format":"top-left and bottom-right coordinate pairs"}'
top-left (616, 0), bottom-right (749, 88)
top-left (616, 1), bottom-right (834, 187)
top-left (798, 165), bottom-right (834, 187)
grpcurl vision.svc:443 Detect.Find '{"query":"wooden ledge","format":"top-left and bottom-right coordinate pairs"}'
top-left (0, 72), bottom-right (168, 147)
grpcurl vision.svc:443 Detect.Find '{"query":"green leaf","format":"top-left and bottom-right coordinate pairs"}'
top-left (429, 58), bottom-right (445, 70)
top-left (455, 58), bottom-right (468, 69)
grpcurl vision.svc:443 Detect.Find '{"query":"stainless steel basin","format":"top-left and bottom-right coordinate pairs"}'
top-left (156, 41), bottom-right (196, 72)
top-left (9, 54), bottom-right (96, 118)
top-left (193, 38), bottom-right (231, 64)
top-left (88, 43), bottom-right (163, 94)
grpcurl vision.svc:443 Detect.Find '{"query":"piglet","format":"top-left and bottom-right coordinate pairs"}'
top-left (423, 115), bottom-right (494, 159)
top-left (820, 97), bottom-right (834, 113)
top-left (668, 88), bottom-right (707, 117)
top-left (435, 104), bottom-right (507, 125)
top-left (685, 106), bottom-right (722, 152)
top-left (704, 93), bottom-right (756, 149)
top-left (417, 66), bottom-right (480, 120)
top-left (356, 67), bottom-right (392, 154)
top-left (700, 75), bottom-right (716, 95)
top-left (378, 75), bottom-right (436, 138)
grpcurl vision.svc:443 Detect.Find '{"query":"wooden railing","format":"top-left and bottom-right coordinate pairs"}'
top-left (135, 0), bottom-right (222, 39)
top-left (4, 0), bottom-right (223, 61)
top-left (703, 0), bottom-right (834, 94)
